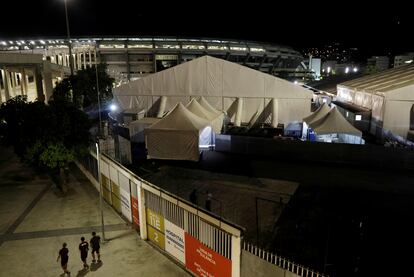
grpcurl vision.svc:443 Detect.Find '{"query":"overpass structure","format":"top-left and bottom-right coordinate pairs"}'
top-left (0, 37), bottom-right (306, 85)
top-left (0, 53), bottom-right (69, 104)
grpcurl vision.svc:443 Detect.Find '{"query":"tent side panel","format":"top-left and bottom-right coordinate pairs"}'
top-left (146, 130), bottom-right (200, 161)
top-left (383, 100), bottom-right (414, 139)
top-left (277, 98), bottom-right (311, 125)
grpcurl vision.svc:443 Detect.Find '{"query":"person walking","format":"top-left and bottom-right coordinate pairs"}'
top-left (57, 242), bottom-right (70, 275)
top-left (90, 232), bottom-right (101, 262)
top-left (79, 237), bottom-right (89, 269)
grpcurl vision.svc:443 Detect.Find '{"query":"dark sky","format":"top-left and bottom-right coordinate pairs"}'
top-left (1, 1), bottom-right (412, 56)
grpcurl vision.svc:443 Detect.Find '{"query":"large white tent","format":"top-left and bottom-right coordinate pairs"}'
top-left (336, 64), bottom-right (414, 139)
top-left (309, 107), bottom-right (364, 144)
top-left (114, 56), bottom-right (312, 128)
top-left (144, 103), bottom-right (212, 161)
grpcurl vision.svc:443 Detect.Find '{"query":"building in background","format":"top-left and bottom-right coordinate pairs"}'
top-left (0, 37), bottom-right (307, 84)
top-left (366, 56), bottom-right (389, 72)
top-left (394, 52), bottom-right (414, 68)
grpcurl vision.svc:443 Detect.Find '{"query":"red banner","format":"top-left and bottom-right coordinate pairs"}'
top-left (131, 196), bottom-right (139, 228)
top-left (185, 233), bottom-right (231, 277)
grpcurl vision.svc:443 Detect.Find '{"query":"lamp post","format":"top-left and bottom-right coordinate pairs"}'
top-left (64, 0), bottom-right (74, 76)
top-left (95, 141), bottom-right (106, 241)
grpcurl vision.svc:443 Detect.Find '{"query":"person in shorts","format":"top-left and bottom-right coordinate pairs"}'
top-left (90, 232), bottom-right (101, 262)
top-left (57, 242), bottom-right (70, 275)
top-left (79, 237), bottom-right (89, 269)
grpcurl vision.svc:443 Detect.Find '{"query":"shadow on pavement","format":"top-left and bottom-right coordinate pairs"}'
top-left (90, 261), bottom-right (103, 272)
top-left (76, 268), bottom-right (88, 277)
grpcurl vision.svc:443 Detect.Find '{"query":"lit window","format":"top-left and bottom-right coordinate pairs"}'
top-left (355, 115), bottom-right (362, 121)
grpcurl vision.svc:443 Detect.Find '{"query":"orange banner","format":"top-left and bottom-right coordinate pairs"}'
top-left (185, 233), bottom-right (231, 277)
top-left (131, 196), bottom-right (139, 228)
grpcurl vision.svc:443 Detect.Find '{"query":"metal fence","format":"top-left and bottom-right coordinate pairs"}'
top-left (243, 242), bottom-right (328, 277)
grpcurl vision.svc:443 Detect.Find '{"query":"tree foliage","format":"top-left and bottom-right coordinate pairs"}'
top-left (53, 63), bottom-right (114, 108)
top-left (0, 96), bottom-right (91, 171)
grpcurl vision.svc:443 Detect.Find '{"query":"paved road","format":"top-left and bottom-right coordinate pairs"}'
top-left (0, 146), bottom-right (189, 277)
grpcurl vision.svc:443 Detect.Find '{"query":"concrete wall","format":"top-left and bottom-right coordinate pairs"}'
top-left (216, 135), bottom-right (414, 170)
top-left (241, 250), bottom-right (299, 277)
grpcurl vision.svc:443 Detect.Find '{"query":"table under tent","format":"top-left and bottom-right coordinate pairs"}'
top-left (144, 102), bottom-right (213, 161)
top-left (304, 106), bottom-right (364, 144)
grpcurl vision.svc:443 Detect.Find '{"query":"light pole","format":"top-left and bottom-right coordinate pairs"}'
top-left (95, 141), bottom-right (106, 241)
top-left (95, 48), bottom-right (102, 136)
top-left (64, 0), bottom-right (74, 76)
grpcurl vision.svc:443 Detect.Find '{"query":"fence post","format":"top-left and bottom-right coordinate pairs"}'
top-left (138, 182), bottom-right (147, 240)
top-left (231, 235), bottom-right (241, 277)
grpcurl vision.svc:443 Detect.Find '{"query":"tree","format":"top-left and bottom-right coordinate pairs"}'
top-left (53, 64), bottom-right (114, 108)
top-left (0, 96), bottom-right (91, 188)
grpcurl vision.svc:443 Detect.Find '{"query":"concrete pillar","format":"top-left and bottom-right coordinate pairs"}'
top-left (271, 98), bottom-right (279, 127)
top-left (34, 66), bottom-right (45, 102)
top-left (83, 52), bottom-right (87, 69)
top-left (231, 235), bottom-right (241, 277)
top-left (1, 69), bottom-right (11, 101)
top-left (10, 72), bottom-right (17, 97)
top-left (93, 50), bottom-right (97, 66)
top-left (138, 184), bottom-right (147, 240)
top-left (77, 53), bottom-right (82, 70)
top-left (19, 73), bottom-right (24, 96)
top-left (88, 50), bottom-right (92, 67)
top-left (72, 54), bottom-right (77, 70)
top-left (234, 97), bottom-right (244, 127)
top-left (21, 69), bottom-right (28, 95)
top-left (42, 62), bottom-right (53, 103)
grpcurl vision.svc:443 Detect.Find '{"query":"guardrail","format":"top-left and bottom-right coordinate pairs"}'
top-left (243, 242), bottom-right (328, 277)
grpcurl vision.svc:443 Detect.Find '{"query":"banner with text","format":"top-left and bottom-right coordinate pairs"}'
top-left (165, 220), bottom-right (186, 264)
top-left (185, 233), bottom-right (231, 277)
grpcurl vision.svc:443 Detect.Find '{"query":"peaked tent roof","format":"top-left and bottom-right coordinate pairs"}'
top-left (303, 103), bottom-right (331, 124)
top-left (114, 55), bottom-right (313, 103)
top-left (339, 63), bottom-right (414, 93)
top-left (309, 107), bottom-right (362, 136)
top-left (147, 102), bottom-right (210, 131)
top-left (186, 98), bottom-right (218, 120)
top-left (199, 97), bottom-right (222, 115)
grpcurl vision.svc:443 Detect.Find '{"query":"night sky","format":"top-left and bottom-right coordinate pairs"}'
top-left (1, 1), bottom-right (412, 57)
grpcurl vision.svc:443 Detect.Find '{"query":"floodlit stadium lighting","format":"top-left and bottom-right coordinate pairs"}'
top-left (345, 67), bottom-right (350, 74)
top-left (353, 67), bottom-right (358, 72)
top-left (405, 60), bottom-right (413, 64)
top-left (327, 66), bottom-right (331, 74)
top-left (0, 41), bottom-right (6, 45)
top-left (294, 80), bottom-right (298, 84)
top-left (40, 40), bottom-right (46, 44)
top-left (110, 104), bottom-right (117, 111)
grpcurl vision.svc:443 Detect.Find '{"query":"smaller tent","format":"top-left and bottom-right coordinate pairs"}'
top-left (129, 117), bottom-right (159, 143)
top-left (303, 103), bottom-right (331, 124)
top-left (309, 107), bottom-right (364, 144)
top-left (144, 103), bottom-right (212, 161)
top-left (186, 98), bottom-right (224, 133)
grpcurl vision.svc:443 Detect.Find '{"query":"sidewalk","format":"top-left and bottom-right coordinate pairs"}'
top-left (0, 146), bottom-right (189, 277)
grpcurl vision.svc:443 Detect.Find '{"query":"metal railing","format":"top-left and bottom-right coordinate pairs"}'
top-left (243, 242), bottom-right (328, 277)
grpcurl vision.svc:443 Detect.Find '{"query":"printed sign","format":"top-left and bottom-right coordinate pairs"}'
top-left (147, 224), bottom-right (165, 249)
top-left (131, 196), bottom-right (139, 228)
top-left (165, 220), bottom-right (185, 264)
top-left (146, 208), bottom-right (165, 249)
top-left (120, 188), bottom-right (132, 222)
top-left (185, 233), bottom-right (231, 277)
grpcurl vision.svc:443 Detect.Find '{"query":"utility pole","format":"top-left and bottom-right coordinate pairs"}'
top-left (64, 0), bottom-right (74, 76)
top-left (96, 141), bottom-right (106, 241)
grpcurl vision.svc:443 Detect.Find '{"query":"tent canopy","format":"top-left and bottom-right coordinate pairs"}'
top-left (114, 56), bottom-right (312, 126)
top-left (186, 98), bottom-right (224, 133)
top-left (147, 102), bottom-right (210, 131)
top-left (303, 103), bottom-right (331, 124)
top-left (144, 103), bottom-right (212, 161)
top-left (309, 107), bottom-right (362, 136)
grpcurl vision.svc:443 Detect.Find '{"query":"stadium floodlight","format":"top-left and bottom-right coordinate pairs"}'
top-left (345, 67), bottom-right (350, 74)
top-left (110, 104), bottom-right (118, 112)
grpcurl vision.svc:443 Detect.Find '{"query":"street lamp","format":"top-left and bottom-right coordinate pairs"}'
top-left (64, 0), bottom-right (74, 76)
top-left (95, 141), bottom-right (106, 241)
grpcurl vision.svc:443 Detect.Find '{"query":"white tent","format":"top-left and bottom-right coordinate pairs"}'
top-left (144, 103), bottom-right (212, 161)
top-left (303, 103), bottom-right (331, 124)
top-left (129, 117), bottom-right (159, 143)
top-left (114, 56), bottom-right (312, 128)
top-left (186, 98), bottom-right (224, 133)
top-left (336, 64), bottom-right (414, 139)
top-left (309, 107), bottom-right (364, 144)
